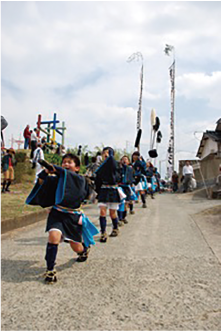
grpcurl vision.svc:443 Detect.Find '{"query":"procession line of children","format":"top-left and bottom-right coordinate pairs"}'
top-left (26, 148), bottom-right (160, 284)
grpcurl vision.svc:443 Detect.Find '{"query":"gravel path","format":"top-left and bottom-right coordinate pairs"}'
top-left (1, 193), bottom-right (221, 330)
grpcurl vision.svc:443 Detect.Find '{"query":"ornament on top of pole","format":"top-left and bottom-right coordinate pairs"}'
top-left (164, 44), bottom-right (175, 60)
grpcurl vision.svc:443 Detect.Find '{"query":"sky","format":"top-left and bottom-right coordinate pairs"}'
top-left (1, 1), bottom-right (221, 177)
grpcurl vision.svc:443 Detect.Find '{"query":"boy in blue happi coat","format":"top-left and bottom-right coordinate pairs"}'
top-left (94, 147), bottom-right (122, 243)
top-left (26, 153), bottom-right (99, 284)
top-left (146, 160), bottom-right (155, 199)
top-left (131, 151), bottom-right (148, 208)
top-left (118, 155), bottom-right (136, 225)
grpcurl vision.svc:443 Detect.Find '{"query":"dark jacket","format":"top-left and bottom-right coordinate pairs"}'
top-left (2, 154), bottom-right (16, 172)
top-left (94, 156), bottom-right (120, 193)
top-left (23, 127), bottom-right (31, 139)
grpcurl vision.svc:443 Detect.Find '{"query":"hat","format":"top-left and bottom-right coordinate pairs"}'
top-left (103, 146), bottom-right (115, 156)
top-left (9, 148), bottom-right (15, 154)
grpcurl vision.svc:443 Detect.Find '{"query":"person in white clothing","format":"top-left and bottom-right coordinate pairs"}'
top-left (30, 128), bottom-right (38, 159)
top-left (96, 152), bottom-right (102, 166)
top-left (182, 161), bottom-right (194, 193)
top-left (32, 143), bottom-right (45, 182)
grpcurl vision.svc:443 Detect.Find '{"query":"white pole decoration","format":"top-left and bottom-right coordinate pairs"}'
top-left (165, 44), bottom-right (175, 178)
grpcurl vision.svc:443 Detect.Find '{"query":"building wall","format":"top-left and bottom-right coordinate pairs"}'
top-left (196, 154), bottom-right (220, 186)
top-left (201, 139), bottom-right (218, 159)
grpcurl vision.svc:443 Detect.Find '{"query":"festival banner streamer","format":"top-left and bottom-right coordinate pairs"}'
top-left (164, 44), bottom-right (175, 179)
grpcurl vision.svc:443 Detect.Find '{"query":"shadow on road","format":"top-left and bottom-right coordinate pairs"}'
top-left (1, 258), bottom-right (78, 284)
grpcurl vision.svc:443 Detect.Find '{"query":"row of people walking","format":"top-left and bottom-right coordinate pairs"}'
top-left (94, 149), bottom-right (161, 243)
top-left (26, 147), bottom-right (161, 284)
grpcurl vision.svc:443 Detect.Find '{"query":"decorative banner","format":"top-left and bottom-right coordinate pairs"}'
top-left (134, 128), bottom-right (142, 148)
top-left (137, 64), bottom-right (143, 133)
top-left (127, 52), bottom-right (143, 152)
top-left (165, 44), bottom-right (175, 179)
top-left (166, 60), bottom-right (175, 179)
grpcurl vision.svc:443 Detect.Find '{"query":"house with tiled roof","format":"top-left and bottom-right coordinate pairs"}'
top-left (196, 119), bottom-right (221, 160)
top-left (195, 119), bottom-right (221, 189)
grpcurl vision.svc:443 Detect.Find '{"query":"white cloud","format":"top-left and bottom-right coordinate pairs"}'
top-left (177, 71), bottom-right (221, 109)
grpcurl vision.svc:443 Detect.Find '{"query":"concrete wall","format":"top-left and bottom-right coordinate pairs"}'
top-left (195, 154), bottom-right (221, 188)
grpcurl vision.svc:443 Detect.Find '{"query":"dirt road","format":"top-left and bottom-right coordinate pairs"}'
top-left (1, 193), bottom-right (221, 330)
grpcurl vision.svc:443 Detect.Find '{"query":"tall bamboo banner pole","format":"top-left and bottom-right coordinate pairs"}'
top-left (164, 44), bottom-right (175, 178)
top-left (127, 52), bottom-right (144, 153)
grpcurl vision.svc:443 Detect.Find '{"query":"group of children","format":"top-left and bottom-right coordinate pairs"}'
top-left (26, 147), bottom-right (161, 284)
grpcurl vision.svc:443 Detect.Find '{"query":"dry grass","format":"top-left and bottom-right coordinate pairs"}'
top-left (1, 173), bottom-right (42, 221)
top-left (195, 205), bottom-right (221, 217)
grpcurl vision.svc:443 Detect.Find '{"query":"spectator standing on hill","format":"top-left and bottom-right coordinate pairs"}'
top-left (96, 151), bottom-right (102, 166)
top-left (1, 148), bottom-right (16, 193)
top-left (29, 130), bottom-right (32, 149)
top-left (84, 153), bottom-right (89, 167)
top-left (23, 125), bottom-right (31, 149)
top-left (30, 128), bottom-right (38, 159)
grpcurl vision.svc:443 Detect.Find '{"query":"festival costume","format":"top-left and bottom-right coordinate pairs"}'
top-left (132, 159), bottom-right (148, 207)
top-left (146, 166), bottom-right (155, 199)
top-left (94, 154), bottom-right (122, 241)
top-left (118, 164), bottom-right (135, 224)
top-left (132, 159), bottom-right (147, 189)
top-left (155, 170), bottom-right (161, 192)
top-left (26, 165), bottom-right (99, 245)
top-left (2, 152), bottom-right (16, 192)
top-left (151, 175), bottom-right (158, 192)
top-left (95, 155), bottom-right (121, 205)
top-left (119, 164), bottom-right (134, 201)
top-left (26, 165), bottom-right (99, 283)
